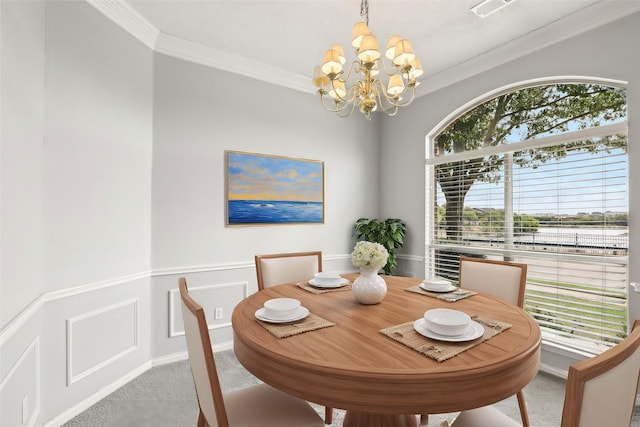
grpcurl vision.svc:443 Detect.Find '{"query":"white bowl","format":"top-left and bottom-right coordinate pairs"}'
top-left (313, 271), bottom-right (343, 286)
top-left (423, 278), bottom-right (452, 288)
top-left (424, 308), bottom-right (471, 336)
top-left (263, 298), bottom-right (301, 320)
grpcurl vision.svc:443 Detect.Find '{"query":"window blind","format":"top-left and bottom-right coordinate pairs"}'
top-left (426, 127), bottom-right (628, 354)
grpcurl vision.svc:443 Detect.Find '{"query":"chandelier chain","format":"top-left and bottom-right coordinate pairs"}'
top-left (360, 0), bottom-right (369, 25)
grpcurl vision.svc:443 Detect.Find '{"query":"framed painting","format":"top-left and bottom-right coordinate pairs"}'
top-left (225, 150), bottom-right (325, 226)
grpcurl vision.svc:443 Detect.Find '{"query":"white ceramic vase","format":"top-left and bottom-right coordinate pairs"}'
top-left (352, 268), bottom-right (387, 304)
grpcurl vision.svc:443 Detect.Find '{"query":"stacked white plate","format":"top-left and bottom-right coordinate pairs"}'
top-left (255, 298), bottom-right (309, 323)
top-left (420, 277), bottom-right (456, 293)
top-left (309, 271), bottom-right (349, 288)
top-left (413, 308), bottom-right (484, 342)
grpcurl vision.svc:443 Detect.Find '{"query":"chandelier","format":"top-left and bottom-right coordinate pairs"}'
top-left (313, 0), bottom-right (422, 120)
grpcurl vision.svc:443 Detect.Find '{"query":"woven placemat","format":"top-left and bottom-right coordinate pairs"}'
top-left (380, 315), bottom-right (511, 362)
top-left (257, 312), bottom-right (336, 339)
top-left (295, 280), bottom-right (352, 294)
top-left (406, 285), bottom-right (477, 302)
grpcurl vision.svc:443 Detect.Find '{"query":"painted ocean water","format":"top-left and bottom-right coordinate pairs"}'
top-left (228, 200), bottom-right (323, 224)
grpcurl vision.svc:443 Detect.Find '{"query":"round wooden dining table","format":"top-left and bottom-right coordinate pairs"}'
top-left (232, 274), bottom-right (541, 427)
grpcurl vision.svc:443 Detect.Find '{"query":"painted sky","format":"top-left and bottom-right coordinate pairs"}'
top-left (227, 152), bottom-right (323, 202)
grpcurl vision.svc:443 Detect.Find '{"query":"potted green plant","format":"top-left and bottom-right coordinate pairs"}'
top-left (354, 218), bottom-right (406, 275)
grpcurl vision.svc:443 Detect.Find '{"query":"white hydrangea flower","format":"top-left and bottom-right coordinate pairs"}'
top-left (351, 241), bottom-right (389, 271)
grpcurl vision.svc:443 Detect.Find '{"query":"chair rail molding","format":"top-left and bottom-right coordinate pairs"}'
top-left (152, 262), bottom-right (254, 276)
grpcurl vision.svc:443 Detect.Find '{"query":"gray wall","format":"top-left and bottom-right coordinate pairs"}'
top-left (1, 0), bottom-right (639, 425)
top-left (1, 1), bottom-right (153, 425)
top-left (150, 54), bottom-right (380, 357)
top-left (43, 1), bottom-right (153, 291)
top-left (151, 54), bottom-right (378, 270)
top-left (1, 0), bottom-right (46, 330)
top-left (1, 3), bottom-right (47, 426)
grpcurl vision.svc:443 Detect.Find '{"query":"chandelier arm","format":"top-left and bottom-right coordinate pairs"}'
top-left (391, 84), bottom-right (417, 107)
top-left (319, 93), bottom-right (351, 114)
top-left (336, 100), bottom-right (358, 118)
top-left (329, 79), bottom-right (359, 105)
top-left (378, 102), bottom-right (400, 117)
top-left (339, 61), bottom-right (361, 84)
top-left (368, 80), bottom-right (416, 117)
top-left (372, 78), bottom-right (400, 108)
top-left (375, 58), bottom-right (402, 77)
top-left (376, 80), bottom-right (417, 108)
top-left (370, 80), bottom-right (400, 116)
top-left (319, 84), bottom-right (359, 114)
top-left (319, 94), bottom-right (342, 113)
top-left (319, 93), bottom-right (358, 117)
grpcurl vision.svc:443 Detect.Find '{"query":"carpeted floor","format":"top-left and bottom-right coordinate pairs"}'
top-left (63, 350), bottom-right (639, 426)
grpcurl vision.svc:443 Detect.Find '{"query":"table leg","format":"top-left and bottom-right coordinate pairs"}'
top-left (343, 411), bottom-right (418, 427)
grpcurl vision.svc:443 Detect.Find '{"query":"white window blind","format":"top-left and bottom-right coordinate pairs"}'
top-left (426, 125), bottom-right (628, 354)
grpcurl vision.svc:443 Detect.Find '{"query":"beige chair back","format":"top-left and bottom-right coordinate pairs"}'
top-left (561, 319), bottom-right (640, 427)
top-left (179, 278), bottom-right (228, 427)
top-left (458, 256), bottom-right (527, 307)
top-left (255, 251), bottom-right (322, 290)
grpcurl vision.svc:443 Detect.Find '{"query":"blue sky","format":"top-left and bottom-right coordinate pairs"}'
top-left (437, 123), bottom-right (628, 216)
top-left (227, 151), bottom-right (323, 202)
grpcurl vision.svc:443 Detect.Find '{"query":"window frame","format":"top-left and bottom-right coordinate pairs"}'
top-left (425, 101), bottom-right (629, 356)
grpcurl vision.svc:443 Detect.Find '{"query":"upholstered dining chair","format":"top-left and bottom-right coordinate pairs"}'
top-left (421, 256), bottom-right (529, 426)
top-left (179, 278), bottom-right (324, 427)
top-left (254, 251), bottom-right (334, 424)
top-left (255, 251), bottom-right (323, 291)
top-left (449, 319), bottom-right (640, 427)
top-left (458, 256), bottom-right (529, 425)
top-left (458, 255), bottom-right (527, 307)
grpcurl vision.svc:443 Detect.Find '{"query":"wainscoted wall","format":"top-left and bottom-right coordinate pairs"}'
top-left (0, 253), bottom-right (367, 426)
top-left (40, 276), bottom-right (152, 426)
top-left (0, 336), bottom-right (41, 427)
top-left (66, 298), bottom-right (141, 386)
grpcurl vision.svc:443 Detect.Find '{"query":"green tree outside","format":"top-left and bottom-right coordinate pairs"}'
top-left (435, 84), bottom-right (627, 240)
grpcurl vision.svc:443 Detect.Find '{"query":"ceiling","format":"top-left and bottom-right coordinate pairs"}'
top-left (116, 0), bottom-right (640, 94)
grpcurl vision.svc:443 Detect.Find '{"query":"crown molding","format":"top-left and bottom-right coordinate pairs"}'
top-left (154, 32), bottom-right (314, 94)
top-left (88, 0), bottom-right (640, 97)
top-left (86, 0), bottom-right (159, 49)
top-left (419, 0), bottom-right (640, 95)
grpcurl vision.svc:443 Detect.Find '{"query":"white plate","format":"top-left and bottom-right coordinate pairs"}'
top-left (309, 278), bottom-right (349, 288)
top-left (423, 278), bottom-right (452, 286)
top-left (413, 318), bottom-right (485, 342)
top-left (255, 307), bottom-right (309, 323)
top-left (420, 282), bottom-right (457, 293)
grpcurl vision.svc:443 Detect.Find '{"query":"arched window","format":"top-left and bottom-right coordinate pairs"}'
top-left (426, 82), bottom-right (628, 354)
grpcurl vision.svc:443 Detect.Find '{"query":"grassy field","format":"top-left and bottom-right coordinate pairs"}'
top-left (525, 279), bottom-right (627, 346)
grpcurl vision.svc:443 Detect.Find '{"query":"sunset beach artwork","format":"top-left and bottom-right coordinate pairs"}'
top-left (225, 151), bottom-right (324, 225)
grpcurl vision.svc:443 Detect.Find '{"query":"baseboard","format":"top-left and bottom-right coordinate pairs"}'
top-left (43, 361), bottom-right (152, 427)
top-left (152, 340), bottom-right (234, 367)
top-left (539, 362), bottom-right (568, 379)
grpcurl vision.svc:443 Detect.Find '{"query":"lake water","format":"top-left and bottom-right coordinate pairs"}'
top-left (521, 227), bottom-right (629, 249)
top-left (537, 227), bottom-right (628, 236)
top-left (228, 200), bottom-right (323, 224)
